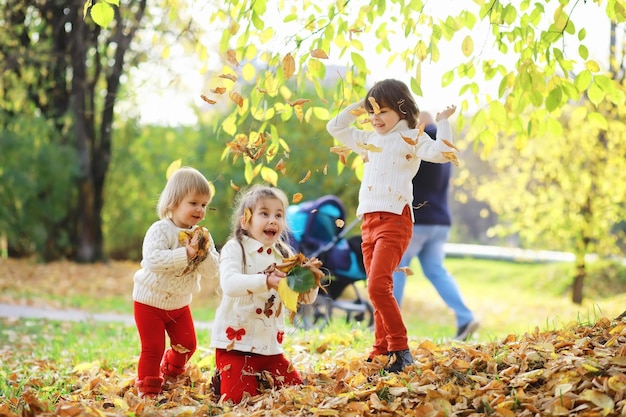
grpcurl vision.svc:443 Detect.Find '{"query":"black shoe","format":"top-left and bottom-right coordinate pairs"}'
top-left (384, 349), bottom-right (414, 373)
top-left (454, 320), bottom-right (480, 341)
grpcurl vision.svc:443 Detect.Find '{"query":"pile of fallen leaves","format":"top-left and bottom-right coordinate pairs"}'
top-left (3, 313), bottom-right (626, 416)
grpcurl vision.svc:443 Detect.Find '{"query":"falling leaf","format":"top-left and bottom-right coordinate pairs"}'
top-left (330, 146), bottom-right (351, 165)
top-left (292, 193), bottom-right (303, 203)
top-left (368, 97), bottom-right (381, 114)
top-left (357, 142), bottom-right (382, 152)
top-left (200, 94), bottom-right (216, 105)
top-left (401, 133), bottom-right (418, 145)
top-left (166, 159), bottom-right (182, 179)
top-left (228, 20), bottom-right (239, 35)
top-left (335, 219), bottom-right (345, 228)
top-left (229, 91), bottom-right (244, 107)
top-left (226, 49), bottom-right (239, 67)
top-left (230, 180), bottom-right (240, 191)
top-left (211, 87), bottom-right (226, 94)
top-left (395, 266), bottom-right (414, 276)
top-left (442, 139), bottom-right (459, 151)
top-left (311, 48), bottom-right (329, 59)
top-left (275, 159), bottom-right (287, 175)
top-left (256, 86), bottom-right (267, 94)
top-left (350, 106), bottom-right (367, 116)
top-left (219, 73), bottom-right (237, 82)
top-left (288, 98), bottom-right (311, 106)
top-left (282, 53), bottom-right (295, 79)
top-left (299, 170), bottom-right (311, 184)
top-left (441, 151), bottom-right (459, 166)
top-left (417, 122), bottom-right (425, 137)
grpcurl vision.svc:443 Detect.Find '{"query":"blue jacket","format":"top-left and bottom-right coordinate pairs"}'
top-left (411, 124), bottom-right (452, 226)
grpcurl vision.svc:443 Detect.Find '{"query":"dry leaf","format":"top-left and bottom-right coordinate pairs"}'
top-left (368, 97), bottom-right (381, 114)
top-left (294, 104), bottom-right (304, 122)
top-left (288, 99), bottom-right (311, 106)
top-left (441, 151), bottom-right (459, 166)
top-left (311, 49), bottom-right (329, 59)
top-left (282, 53), bottom-right (295, 79)
top-left (401, 133), bottom-right (418, 145)
top-left (243, 207), bottom-right (252, 227)
top-left (275, 159), bottom-right (286, 175)
top-left (226, 49), bottom-right (239, 67)
top-left (219, 73), bottom-right (237, 82)
top-left (442, 139), bottom-right (459, 151)
top-left (229, 91), bottom-right (244, 107)
top-left (357, 142), bottom-right (382, 152)
top-left (200, 94), bottom-right (216, 105)
top-left (335, 219), bottom-right (345, 228)
top-left (211, 87), bottom-right (226, 94)
top-left (299, 170), bottom-right (311, 184)
top-left (292, 193), bottom-right (303, 203)
top-left (350, 106), bottom-right (367, 116)
top-left (230, 180), bottom-right (240, 191)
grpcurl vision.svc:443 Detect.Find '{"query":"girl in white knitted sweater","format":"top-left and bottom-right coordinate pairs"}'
top-left (132, 166), bottom-right (219, 398)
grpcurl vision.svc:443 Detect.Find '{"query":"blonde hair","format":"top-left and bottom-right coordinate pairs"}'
top-left (230, 184), bottom-right (293, 257)
top-left (156, 166), bottom-right (212, 219)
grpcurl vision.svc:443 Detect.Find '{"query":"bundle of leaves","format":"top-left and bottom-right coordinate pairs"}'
top-left (265, 253), bottom-right (326, 320)
top-left (178, 227), bottom-right (211, 275)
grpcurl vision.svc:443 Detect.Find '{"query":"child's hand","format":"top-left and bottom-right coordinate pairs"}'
top-left (185, 233), bottom-right (199, 259)
top-left (436, 105), bottom-right (457, 121)
top-left (266, 269), bottom-right (286, 290)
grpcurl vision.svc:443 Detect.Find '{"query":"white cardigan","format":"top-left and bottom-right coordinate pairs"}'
top-left (210, 235), bottom-right (316, 355)
top-left (327, 102), bottom-right (454, 220)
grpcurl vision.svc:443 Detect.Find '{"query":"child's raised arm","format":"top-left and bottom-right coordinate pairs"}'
top-left (436, 105), bottom-right (457, 121)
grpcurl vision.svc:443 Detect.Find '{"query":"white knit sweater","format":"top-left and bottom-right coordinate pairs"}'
top-left (327, 102), bottom-right (454, 220)
top-left (210, 235), bottom-right (317, 355)
top-left (132, 218), bottom-right (219, 310)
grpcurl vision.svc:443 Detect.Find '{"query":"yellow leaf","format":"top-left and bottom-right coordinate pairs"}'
top-left (461, 35), bottom-right (474, 57)
top-left (219, 73), bottom-right (237, 82)
top-left (441, 151), bottom-right (459, 166)
top-left (72, 361), bottom-right (100, 373)
top-left (357, 142), bottom-right (382, 152)
top-left (368, 97), bottom-right (381, 114)
top-left (292, 193), bottom-right (303, 203)
top-left (442, 139), bottom-right (459, 151)
top-left (401, 133), bottom-right (418, 145)
top-left (278, 279), bottom-right (298, 312)
top-left (294, 104), bottom-right (304, 122)
top-left (299, 170), bottom-right (311, 184)
top-left (282, 53), bottom-right (295, 79)
top-left (211, 87), bottom-right (226, 94)
top-left (166, 159), bottom-right (182, 179)
top-left (350, 106), bottom-right (366, 116)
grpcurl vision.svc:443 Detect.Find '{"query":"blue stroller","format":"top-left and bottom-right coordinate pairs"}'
top-left (287, 195), bottom-right (373, 328)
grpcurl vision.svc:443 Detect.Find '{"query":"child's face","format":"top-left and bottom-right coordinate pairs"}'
top-left (171, 192), bottom-right (210, 229)
top-left (242, 197), bottom-right (285, 247)
top-left (369, 106), bottom-right (401, 135)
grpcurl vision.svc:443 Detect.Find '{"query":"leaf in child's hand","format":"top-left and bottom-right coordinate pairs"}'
top-left (278, 279), bottom-right (299, 313)
top-left (368, 97), bottom-right (381, 114)
top-left (286, 266), bottom-right (318, 293)
top-left (442, 139), bottom-right (459, 151)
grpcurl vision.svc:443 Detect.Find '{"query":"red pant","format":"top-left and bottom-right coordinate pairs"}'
top-left (134, 301), bottom-right (197, 381)
top-left (361, 206), bottom-right (412, 357)
top-left (215, 349), bottom-right (302, 404)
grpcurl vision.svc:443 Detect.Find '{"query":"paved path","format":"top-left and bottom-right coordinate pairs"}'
top-left (0, 303), bottom-right (213, 330)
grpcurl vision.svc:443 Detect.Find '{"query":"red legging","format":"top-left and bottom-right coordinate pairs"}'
top-left (215, 348), bottom-right (302, 403)
top-left (134, 301), bottom-right (197, 380)
top-left (361, 205), bottom-right (413, 357)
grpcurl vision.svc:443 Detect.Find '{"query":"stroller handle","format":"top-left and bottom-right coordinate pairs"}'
top-left (309, 217), bottom-right (361, 258)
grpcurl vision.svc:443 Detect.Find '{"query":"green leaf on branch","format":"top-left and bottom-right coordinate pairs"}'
top-left (90, 2), bottom-right (115, 27)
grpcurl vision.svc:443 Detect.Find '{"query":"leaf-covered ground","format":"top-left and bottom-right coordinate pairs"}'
top-left (2, 259), bottom-right (626, 416)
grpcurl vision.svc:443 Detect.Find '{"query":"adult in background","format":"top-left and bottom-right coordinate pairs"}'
top-left (392, 111), bottom-right (479, 341)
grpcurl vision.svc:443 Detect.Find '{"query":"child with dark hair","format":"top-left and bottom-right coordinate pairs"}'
top-left (327, 79), bottom-right (457, 373)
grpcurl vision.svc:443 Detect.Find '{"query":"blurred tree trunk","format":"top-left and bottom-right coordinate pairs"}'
top-left (1, 0), bottom-right (146, 262)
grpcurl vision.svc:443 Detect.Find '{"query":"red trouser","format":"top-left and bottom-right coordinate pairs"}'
top-left (215, 348), bottom-right (302, 404)
top-left (361, 205), bottom-right (413, 357)
top-left (134, 301), bottom-right (197, 380)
